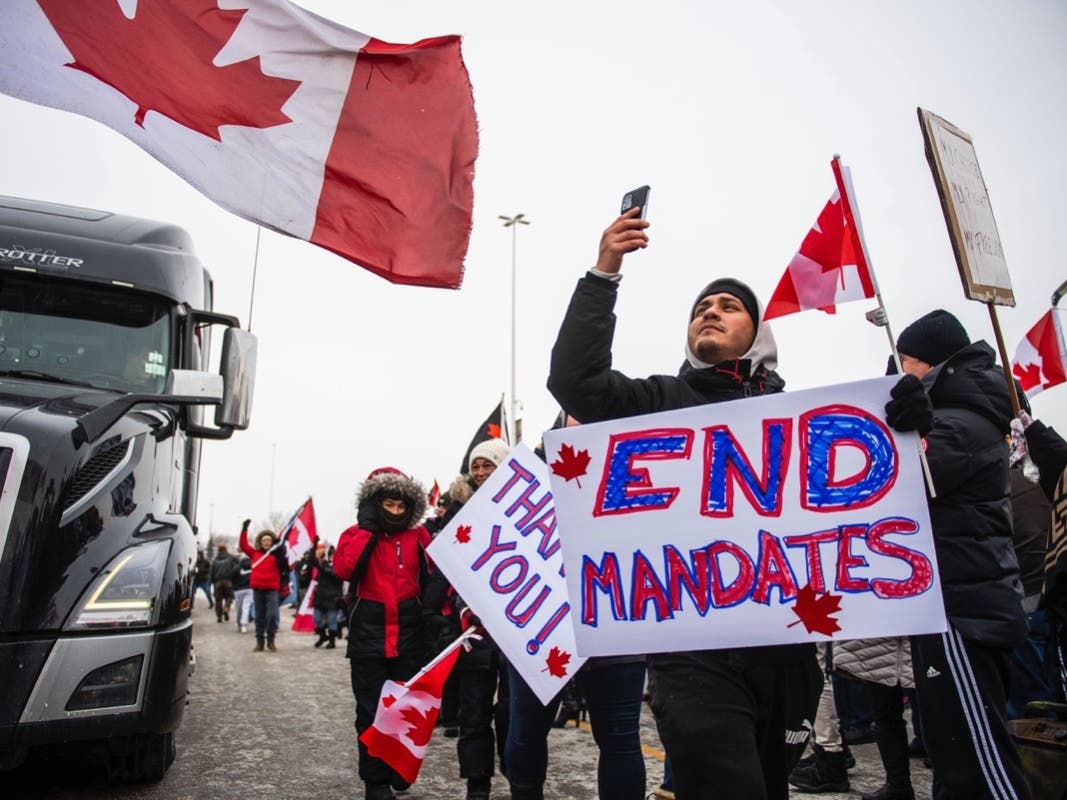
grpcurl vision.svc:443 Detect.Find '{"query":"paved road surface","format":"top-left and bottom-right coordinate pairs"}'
top-left (7, 602), bottom-right (932, 799)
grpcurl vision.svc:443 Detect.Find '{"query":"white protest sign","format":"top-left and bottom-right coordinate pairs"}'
top-left (427, 444), bottom-right (586, 704)
top-left (918, 108), bottom-right (1014, 306)
top-left (543, 376), bottom-right (947, 658)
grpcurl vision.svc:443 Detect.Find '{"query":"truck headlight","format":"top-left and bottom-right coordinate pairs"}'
top-left (67, 540), bottom-right (170, 630)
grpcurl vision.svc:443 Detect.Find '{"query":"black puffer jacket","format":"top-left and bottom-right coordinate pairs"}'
top-left (920, 341), bottom-right (1026, 647)
top-left (547, 273), bottom-right (805, 667)
top-left (311, 550), bottom-right (345, 612)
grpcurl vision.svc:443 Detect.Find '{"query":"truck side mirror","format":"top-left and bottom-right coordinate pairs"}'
top-left (217, 327), bottom-right (256, 430)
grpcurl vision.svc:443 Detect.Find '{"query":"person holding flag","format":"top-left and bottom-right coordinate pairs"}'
top-left (333, 467), bottom-right (432, 800)
top-left (238, 519), bottom-right (289, 653)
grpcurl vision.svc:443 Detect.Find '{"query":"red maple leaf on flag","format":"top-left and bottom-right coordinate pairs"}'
top-left (551, 443), bottom-right (591, 488)
top-left (802, 196), bottom-right (854, 289)
top-left (382, 694), bottom-right (397, 708)
top-left (454, 525), bottom-right (472, 544)
top-left (399, 705), bottom-right (435, 747)
top-left (39, 0), bottom-right (301, 140)
top-left (1012, 362), bottom-right (1044, 390)
top-left (787, 583), bottom-right (843, 636)
top-left (542, 646), bottom-right (572, 678)
top-left (487, 422), bottom-right (502, 439)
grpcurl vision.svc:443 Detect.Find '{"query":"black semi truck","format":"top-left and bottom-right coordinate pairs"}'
top-left (0, 196), bottom-right (256, 779)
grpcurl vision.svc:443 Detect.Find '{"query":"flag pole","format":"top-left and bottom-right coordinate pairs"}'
top-left (832, 155), bottom-right (937, 498)
top-left (403, 628), bottom-right (481, 688)
top-left (247, 226), bottom-right (262, 333)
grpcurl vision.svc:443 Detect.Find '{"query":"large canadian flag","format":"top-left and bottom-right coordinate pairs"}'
top-left (764, 159), bottom-right (876, 321)
top-left (359, 630), bottom-right (471, 784)
top-left (0, 0), bottom-right (478, 288)
top-left (1012, 308), bottom-right (1067, 397)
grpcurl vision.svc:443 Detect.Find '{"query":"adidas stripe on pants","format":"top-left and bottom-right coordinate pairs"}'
top-left (910, 628), bottom-right (1031, 800)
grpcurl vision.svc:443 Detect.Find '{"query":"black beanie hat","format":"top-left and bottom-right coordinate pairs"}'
top-left (690, 278), bottom-right (759, 326)
top-left (896, 309), bottom-right (970, 366)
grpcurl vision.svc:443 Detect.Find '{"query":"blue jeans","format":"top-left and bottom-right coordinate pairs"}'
top-left (313, 607), bottom-right (340, 633)
top-left (252, 589), bottom-right (279, 643)
top-left (193, 579), bottom-right (213, 607)
top-left (1008, 608), bottom-right (1057, 719)
top-left (505, 659), bottom-right (646, 799)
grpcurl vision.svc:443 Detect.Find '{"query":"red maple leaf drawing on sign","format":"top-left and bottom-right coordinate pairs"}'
top-left (38, 0), bottom-right (301, 140)
top-left (551, 443), bottom-right (591, 488)
top-left (788, 583), bottom-right (843, 636)
top-left (400, 705), bottom-right (435, 747)
top-left (454, 525), bottom-right (472, 544)
top-left (542, 646), bottom-right (572, 678)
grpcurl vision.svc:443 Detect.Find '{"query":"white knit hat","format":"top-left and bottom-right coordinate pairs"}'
top-left (469, 438), bottom-right (509, 468)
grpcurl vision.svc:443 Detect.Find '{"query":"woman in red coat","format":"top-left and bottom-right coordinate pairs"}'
top-left (238, 521), bottom-right (288, 652)
top-left (334, 467), bottom-right (431, 800)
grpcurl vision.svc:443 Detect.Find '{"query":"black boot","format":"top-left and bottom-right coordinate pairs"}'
top-left (863, 718), bottom-right (913, 800)
top-left (325, 630), bottom-right (336, 649)
top-left (466, 776), bottom-right (491, 800)
top-left (788, 747), bottom-right (850, 793)
top-left (313, 628), bottom-right (327, 648)
top-left (861, 784), bottom-right (915, 800)
top-left (509, 780), bottom-right (544, 800)
top-left (364, 783), bottom-right (394, 800)
top-left (553, 680), bottom-right (584, 728)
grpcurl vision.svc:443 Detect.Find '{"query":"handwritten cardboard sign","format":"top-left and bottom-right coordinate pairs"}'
top-left (918, 107), bottom-right (1014, 306)
top-left (543, 377), bottom-right (947, 657)
top-left (427, 444), bottom-right (586, 703)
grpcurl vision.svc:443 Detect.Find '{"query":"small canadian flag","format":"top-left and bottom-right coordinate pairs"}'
top-left (1012, 308), bottom-right (1067, 397)
top-left (764, 158), bottom-right (877, 321)
top-left (359, 629), bottom-right (475, 784)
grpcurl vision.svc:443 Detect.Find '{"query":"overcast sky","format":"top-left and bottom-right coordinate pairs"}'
top-left (2, 0), bottom-right (1064, 543)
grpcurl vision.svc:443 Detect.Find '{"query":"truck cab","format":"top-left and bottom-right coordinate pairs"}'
top-left (0, 196), bottom-right (255, 779)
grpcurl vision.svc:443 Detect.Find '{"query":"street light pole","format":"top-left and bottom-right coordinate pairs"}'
top-left (499, 213), bottom-right (530, 443)
top-left (269, 442), bottom-right (277, 515)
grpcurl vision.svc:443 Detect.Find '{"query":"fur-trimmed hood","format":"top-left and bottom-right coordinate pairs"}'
top-left (356, 468), bottom-right (427, 530)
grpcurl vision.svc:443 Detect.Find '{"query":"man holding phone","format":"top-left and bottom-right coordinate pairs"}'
top-left (546, 196), bottom-right (821, 800)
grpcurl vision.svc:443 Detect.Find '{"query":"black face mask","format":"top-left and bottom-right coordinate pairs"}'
top-left (381, 508), bottom-right (407, 532)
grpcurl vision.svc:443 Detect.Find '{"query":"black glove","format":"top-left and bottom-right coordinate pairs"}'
top-left (356, 503), bottom-right (380, 532)
top-left (885, 374), bottom-right (933, 436)
top-left (241, 518), bottom-right (251, 531)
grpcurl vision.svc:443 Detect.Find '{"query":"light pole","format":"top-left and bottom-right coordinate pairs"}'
top-left (269, 442), bottom-right (277, 514)
top-left (499, 213), bottom-right (530, 443)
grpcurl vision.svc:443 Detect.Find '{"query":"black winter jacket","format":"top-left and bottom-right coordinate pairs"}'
top-left (310, 552), bottom-right (345, 612)
top-left (547, 273), bottom-right (806, 667)
top-left (920, 341), bottom-right (1026, 648)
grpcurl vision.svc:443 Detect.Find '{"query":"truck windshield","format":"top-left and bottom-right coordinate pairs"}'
top-left (0, 274), bottom-right (171, 394)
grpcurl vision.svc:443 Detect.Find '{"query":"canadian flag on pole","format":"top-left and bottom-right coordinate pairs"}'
top-left (0, 0), bottom-right (477, 289)
top-left (1012, 308), bottom-right (1067, 397)
top-left (359, 630), bottom-right (472, 784)
top-left (764, 159), bottom-right (877, 321)
top-left (281, 497), bottom-right (318, 566)
top-left (293, 575), bottom-right (317, 632)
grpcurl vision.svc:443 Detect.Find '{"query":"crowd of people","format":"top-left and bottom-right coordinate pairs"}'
top-left (200, 207), bottom-right (1067, 800)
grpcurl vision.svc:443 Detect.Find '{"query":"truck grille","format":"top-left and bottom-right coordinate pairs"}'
top-left (64, 440), bottom-right (132, 511)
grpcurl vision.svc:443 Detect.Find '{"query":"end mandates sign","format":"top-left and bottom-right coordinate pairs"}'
top-left (542, 376), bottom-right (947, 658)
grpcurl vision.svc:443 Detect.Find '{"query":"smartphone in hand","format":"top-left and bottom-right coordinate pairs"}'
top-left (620, 185), bottom-right (650, 220)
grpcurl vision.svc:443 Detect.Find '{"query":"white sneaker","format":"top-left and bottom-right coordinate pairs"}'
top-left (239, 625), bottom-right (248, 633)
